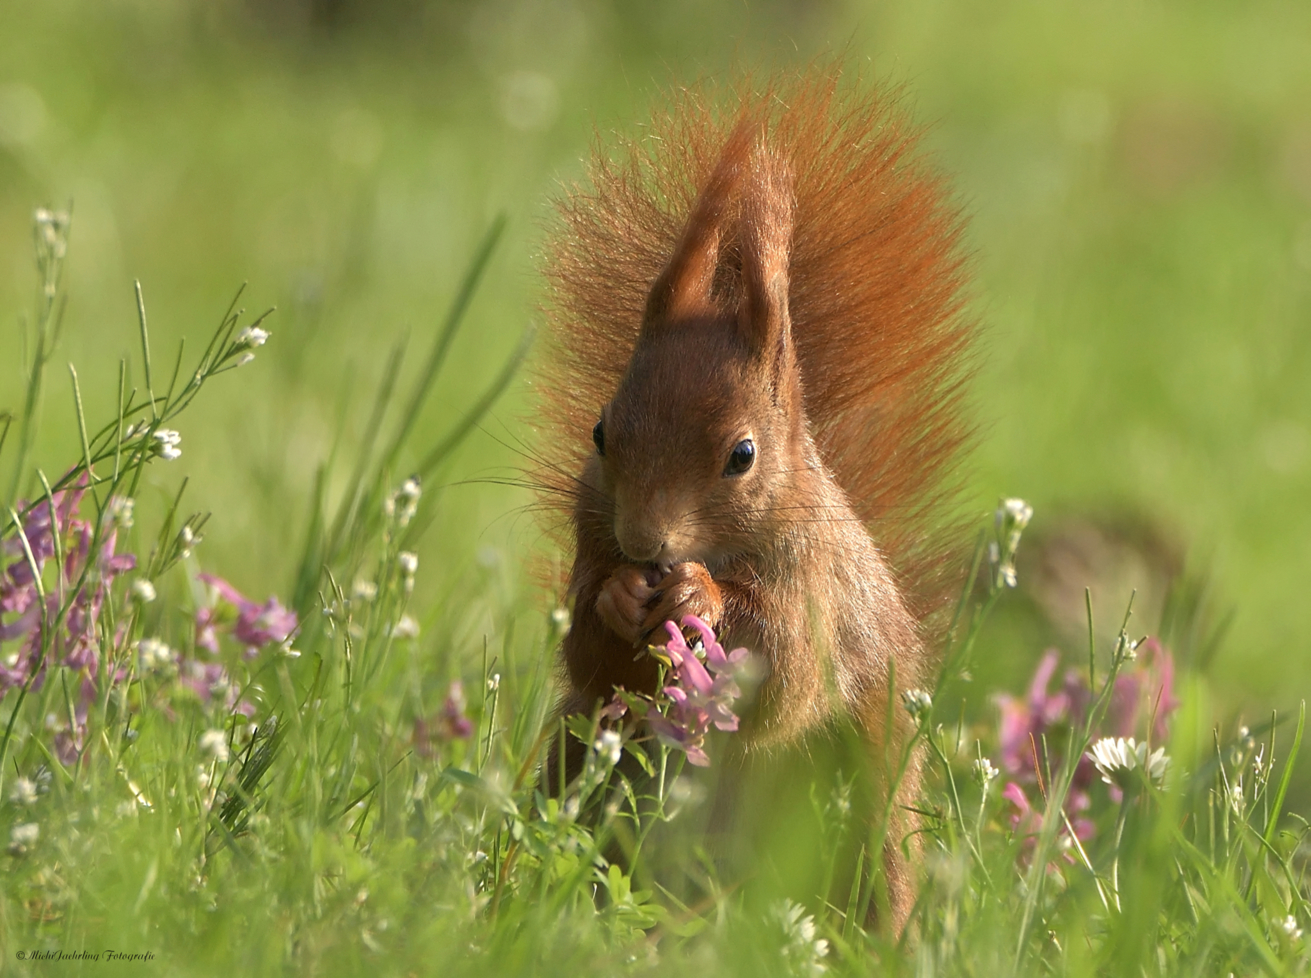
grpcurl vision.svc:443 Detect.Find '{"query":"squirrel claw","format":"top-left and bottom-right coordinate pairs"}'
top-left (641, 561), bottom-right (723, 639)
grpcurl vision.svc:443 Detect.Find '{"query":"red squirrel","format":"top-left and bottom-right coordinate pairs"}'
top-left (534, 69), bottom-right (974, 929)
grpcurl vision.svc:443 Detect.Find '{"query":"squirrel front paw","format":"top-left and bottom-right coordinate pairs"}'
top-left (641, 562), bottom-right (724, 642)
top-left (595, 562), bottom-right (724, 648)
top-left (595, 565), bottom-right (660, 647)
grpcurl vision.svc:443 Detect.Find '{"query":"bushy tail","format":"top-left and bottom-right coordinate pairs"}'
top-left (538, 66), bottom-right (976, 623)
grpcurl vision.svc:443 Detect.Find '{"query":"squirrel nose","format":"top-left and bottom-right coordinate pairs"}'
top-left (614, 521), bottom-right (666, 563)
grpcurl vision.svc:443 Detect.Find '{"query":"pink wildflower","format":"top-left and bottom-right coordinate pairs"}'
top-left (995, 641), bottom-right (1178, 849)
top-left (413, 681), bottom-right (474, 757)
top-left (646, 616), bottom-right (751, 767)
top-left (1, 476), bottom-right (137, 696)
top-left (196, 573), bottom-right (298, 657)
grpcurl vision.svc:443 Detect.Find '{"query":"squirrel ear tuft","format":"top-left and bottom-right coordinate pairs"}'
top-left (736, 146), bottom-right (795, 374)
top-left (642, 121), bottom-right (755, 327)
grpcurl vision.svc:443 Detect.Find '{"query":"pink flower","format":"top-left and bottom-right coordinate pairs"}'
top-left (1, 477), bottom-right (137, 695)
top-left (413, 681), bottom-right (474, 756)
top-left (646, 616), bottom-right (751, 767)
top-left (196, 573), bottom-right (298, 657)
top-left (1001, 781), bottom-right (1094, 865)
top-left (993, 642), bottom-right (1178, 852)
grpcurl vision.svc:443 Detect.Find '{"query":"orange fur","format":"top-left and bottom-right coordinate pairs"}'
top-left (537, 70), bottom-right (974, 623)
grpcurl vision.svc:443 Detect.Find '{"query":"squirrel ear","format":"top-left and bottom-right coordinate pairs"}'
top-left (736, 148), bottom-right (795, 374)
top-left (642, 122), bottom-right (755, 327)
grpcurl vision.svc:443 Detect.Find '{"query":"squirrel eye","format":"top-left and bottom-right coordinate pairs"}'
top-left (725, 438), bottom-right (755, 476)
top-left (592, 418), bottom-right (605, 457)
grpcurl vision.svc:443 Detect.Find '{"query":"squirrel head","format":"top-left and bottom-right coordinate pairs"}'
top-left (585, 140), bottom-right (810, 571)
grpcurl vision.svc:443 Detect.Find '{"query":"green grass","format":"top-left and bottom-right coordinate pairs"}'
top-left (2, 0), bottom-right (1311, 972)
top-left (1, 199), bottom-right (1309, 977)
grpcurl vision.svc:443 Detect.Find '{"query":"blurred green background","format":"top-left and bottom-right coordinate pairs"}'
top-left (1, 1), bottom-right (1308, 715)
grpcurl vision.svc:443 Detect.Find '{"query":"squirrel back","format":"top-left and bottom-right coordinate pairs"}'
top-left (537, 68), bottom-right (975, 629)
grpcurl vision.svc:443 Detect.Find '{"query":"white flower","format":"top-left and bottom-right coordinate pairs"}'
top-left (1089, 737), bottom-right (1138, 786)
top-left (973, 757), bottom-right (999, 786)
top-left (391, 615), bottom-right (420, 640)
top-left (352, 579), bottom-right (378, 602)
top-left (34, 208), bottom-right (70, 259)
top-left (487, 673), bottom-right (500, 692)
top-left (1142, 744), bottom-right (1170, 785)
top-left (1088, 737), bottom-right (1170, 789)
top-left (1229, 778), bottom-right (1245, 813)
top-left (8, 777), bottom-right (38, 806)
top-left (198, 729), bottom-right (230, 763)
top-left (998, 498), bottom-right (1033, 531)
top-left (106, 495), bottom-right (135, 530)
top-left (236, 352), bottom-right (256, 367)
top-left (1282, 915), bottom-right (1303, 941)
top-left (991, 497), bottom-right (1033, 589)
top-left (550, 606), bottom-right (571, 634)
top-left (10, 822), bottom-right (39, 847)
top-left (902, 689), bottom-right (933, 720)
top-left (384, 477), bottom-right (422, 526)
top-left (137, 637), bottom-right (175, 672)
top-left (131, 579), bottom-right (157, 603)
top-left (152, 429), bottom-right (182, 460)
top-left (398, 551), bottom-right (418, 575)
top-left (236, 325), bottom-right (270, 348)
top-left (594, 729), bottom-right (623, 766)
top-left (770, 900), bottom-right (829, 975)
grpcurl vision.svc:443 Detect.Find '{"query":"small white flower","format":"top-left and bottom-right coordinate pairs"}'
top-left (106, 495), bottom-right (135, 530)
top-left (179, 524), bottom-right (196, 558)
top-left (998, 498), bottom-right (1034, 531)
top-left (391, 615), bottom-right (420, 640)
top-left (352, 579), bottom-right (378, 602)
top-left (770, 899), bottom-right (829, 975)
top-left (236, 352), bottom-right (256, 367)
top-left (10, 822), bottom-right (39, 847)
top-left (487, 673), bottom-right (501, 692)
top-left (137, 637), bottom-right (175, 672)
top-left (1229, 778), bottom-right (1245, 812)
top-left (198, 729), bottom-right (230, 764)
top-left (1142, 744), bottom-right (1170, 786)
top-left (550, 606), bottom-right (571, 634)
top-left (1089, 737), bottom-right (1170, 789)
top-left (973, 757), bottom-right (999, 786)
top-left (8, 777), bottom-right (38, 806)
top-left (131, 579), bottom-right (157, 603)
top-left (385, 478), bottom-right (422, 526)
top-left (152, 429), bottom-right (182, 460)
top-left (1282, 915), bottom-right (1303, 941)
top-left (902, 689), bottom-right (933, 720)
top-left (280, 645), bottom-right (301, 659)
top-left (594, 729), bottom-right (623, 766)
top-left (562, 794), bottom-right (580, 822)
top-left (1089, 737), bottom-right (1138, 785)
top-left (236, 325), bottom-right (270, 348)
top-left (398, 551), bottom-right (418, 576)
